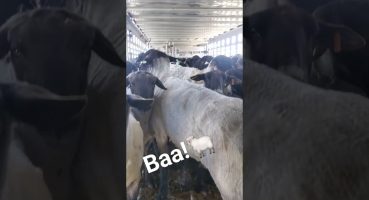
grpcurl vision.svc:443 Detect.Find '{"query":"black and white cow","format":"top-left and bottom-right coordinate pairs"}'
top-left (244, 5), bottom-right (365, 88)
top-left (312, 0), bottom-right (369, 96)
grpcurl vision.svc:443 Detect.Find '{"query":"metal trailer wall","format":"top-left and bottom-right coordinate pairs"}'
top-left (208, 26), bottom-right (243, 57)
top-left (126, 15), bottom-right (150, 61)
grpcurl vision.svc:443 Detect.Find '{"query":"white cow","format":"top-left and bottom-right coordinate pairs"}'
top-left (149, 77), bottom-right (243, 200)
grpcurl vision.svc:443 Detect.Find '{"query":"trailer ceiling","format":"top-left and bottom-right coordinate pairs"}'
top-left (127, 0), bottom-right (243, 51)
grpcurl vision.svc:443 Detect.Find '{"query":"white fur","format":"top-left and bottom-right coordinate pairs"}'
top-left (149, 76), bottom-right (243, 200)
top-left (169, 63), bottom-right (209, 83)
top-left (126, 113), bottom-right (144, 199)
top-left (186, 136), bottom-right (215, 158)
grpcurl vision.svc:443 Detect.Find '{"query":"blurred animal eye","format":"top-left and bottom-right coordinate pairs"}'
top-left (12, 48), bottom-right (23, 57)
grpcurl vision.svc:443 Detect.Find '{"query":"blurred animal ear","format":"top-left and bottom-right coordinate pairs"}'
top-left (314, 2), bottom-right (366, 53)
top-left (92, 28), bottom-right (125, 67)
top-left (191, 74), bottom-right (206, 81)
top-left (1, 83), bottom-right (86, 130)
top-left (316, 22), bottom-right (365, 53)
top-left (155, 78), bottom-right (167, 90)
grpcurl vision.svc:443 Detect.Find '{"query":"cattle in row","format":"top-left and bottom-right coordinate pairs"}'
top-left (134, 49), bottom-right (245, 98)
top-left (178, 55), bottom-right (214, 70)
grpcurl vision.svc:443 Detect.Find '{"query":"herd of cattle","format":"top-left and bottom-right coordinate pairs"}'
top-left (126, 50), bottom-right (243, 199)
top-left (126, 0), bottom-right (369, 200)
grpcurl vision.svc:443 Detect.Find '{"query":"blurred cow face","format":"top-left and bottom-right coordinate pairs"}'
top-left (0, 8), bottom-right (124, 96)
top-left (244, 5), bottom-right (365, 83)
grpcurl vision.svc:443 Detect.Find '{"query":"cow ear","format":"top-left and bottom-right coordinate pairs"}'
top-left (92, 28), bottom-right (125, 67)
top-left (155, 78), bottom-right (167, 90)
top-left (317, 22), bottom-right (366, 53)
top-left (1, 83), bottom-right (86, 129)
top-left (127, 94), bottom-right (153, 111)
top-left (191, 74), bottom-right (206, 81)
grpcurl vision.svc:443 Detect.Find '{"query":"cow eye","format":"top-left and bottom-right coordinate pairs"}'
top-left (11, 48), bottom-right (23, 57)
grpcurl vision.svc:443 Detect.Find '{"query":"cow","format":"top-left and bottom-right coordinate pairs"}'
top-left (0, 3), bottom-right (126, 200)
top-left (0, 8), bottom-right (124, 96)
top-left (244, 58), bottom-right (369, 200)
top-left (149, 77), bottom-right (243, 200)
top-left (126, 71), bottom-right (168, 199)
top-left (312, 0), bottom-right (369, 96)
top-left (244, 5), bottom-right (365, 86)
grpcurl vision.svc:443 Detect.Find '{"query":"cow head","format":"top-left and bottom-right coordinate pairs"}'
top-left (127, 71), bottom-right (167, 99)
top-left (0, 8), bottom-right (124, 96)
top-left (208, 55), bottom-right (233, 72)
top-left (244, 5), bottom-right (365, 83)
top-left (137, 49), bottom-right (170, 71)
top-left (195, 55), bottom-right (213, 70)
top-left (191, 70), bottom-right (229, 94)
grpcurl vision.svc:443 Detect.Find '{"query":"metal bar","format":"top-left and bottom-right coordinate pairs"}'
top-left (127, 7), bottom-right (242, 11)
